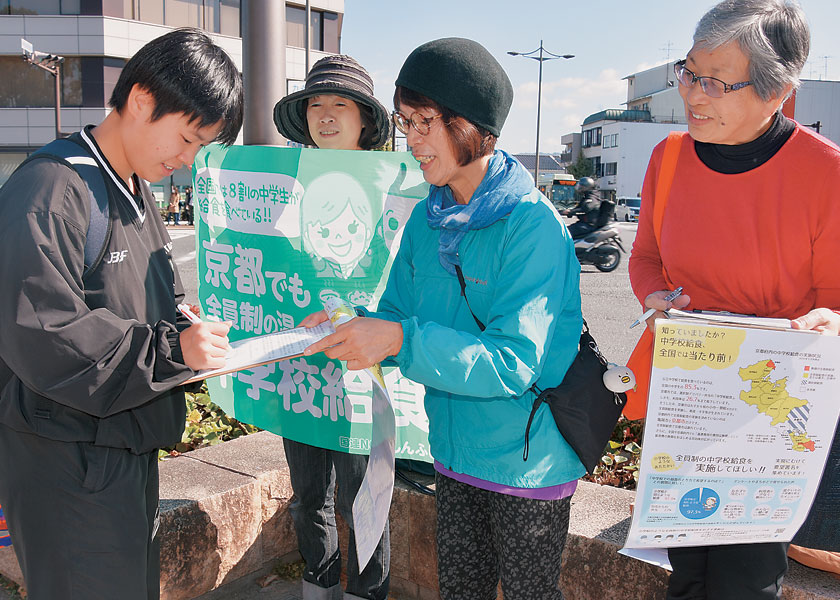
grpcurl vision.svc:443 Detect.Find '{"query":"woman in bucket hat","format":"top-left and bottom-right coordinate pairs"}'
top-left (274, 55), bottom-right (390, 151)
top-left (302, 38), bottom-right (583, 599)
top-left (273, 55), bottom-right (391, 600)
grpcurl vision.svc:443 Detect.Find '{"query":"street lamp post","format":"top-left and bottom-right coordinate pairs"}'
top-left (508, 42), bottom-right (573, 186)
top-left (21, 38), bottom-right (66, 139)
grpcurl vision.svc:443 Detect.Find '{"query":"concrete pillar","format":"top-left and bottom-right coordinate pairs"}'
top-left (242, 0), bottom-right (287, 145)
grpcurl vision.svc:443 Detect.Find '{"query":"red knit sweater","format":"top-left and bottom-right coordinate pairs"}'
top-left (629, 124), bottom-right (840, 318)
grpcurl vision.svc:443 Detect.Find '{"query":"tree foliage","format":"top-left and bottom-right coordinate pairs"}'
top-left (567, 149), bottom-right (594, 180)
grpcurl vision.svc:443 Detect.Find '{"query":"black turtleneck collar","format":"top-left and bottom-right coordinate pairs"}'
top-left (694, 112), bottom-right (796, 175)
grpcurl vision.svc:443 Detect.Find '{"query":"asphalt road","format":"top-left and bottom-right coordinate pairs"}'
top-left (168, 219), bottom-right (644, 365)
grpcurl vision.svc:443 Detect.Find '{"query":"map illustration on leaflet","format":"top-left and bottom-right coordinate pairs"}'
top-left (739, 359), bottom-right (815, 452)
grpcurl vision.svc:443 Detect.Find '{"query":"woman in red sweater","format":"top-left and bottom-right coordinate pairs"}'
top-left (629, 1), bottom-right (840, 598)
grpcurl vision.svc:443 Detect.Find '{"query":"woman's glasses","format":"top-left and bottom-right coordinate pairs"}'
top-left (674, 60), bottom-right (753, 98)
top-left (392, 111), bottom-right (443, 136)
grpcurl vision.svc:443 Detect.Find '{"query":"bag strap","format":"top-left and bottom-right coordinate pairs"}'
top-left (623, 132), bottom-right (685, 419)
top-left (651, 131), bottom-right (685, 288)
top-left (652, 132), bottom-right (684, 252)
top-left (455, 263), bottom-right (604, 462)
top-left (454, 264), bottom-right (486, 331)
top-left (27, 137), bottom-right (111, 275)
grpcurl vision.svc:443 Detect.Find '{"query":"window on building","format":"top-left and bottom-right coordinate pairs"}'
top-left (287, 6), bottom-right (338, 51)
top-left (582, 129), bottom-right (592, 148)
top-left (323, 11), bottom-right (340, 53)
top-left (101, 0), bottom-right (131, 17)
top-left (204, 0), bottom-right (219, 31)
top-left (310, 10), bottom-right (323, 50)
top-left (593, 127), bottom-right (602, 146)
top-left (0, 56), bottom-right (83, 108)
top-left (7, 0), bottom-right (79, 13)
top-left (165, 0), bottom-right (201, 27)
top-left (591, 156), bottom-right (602, 178)
top-left (138, 0), bottom-right (164, 24)
top-left (286, 5), bottom-right (306, 47)
top-left (103, 57), bottom-right (127, 105)
top-left (602, 133), bottom-right (619, 149)
top-left (8, 0), bottom-right (55, 14)
top-left (604, 162), bottom-right (618, 176)
top-left (219, 0), bottom-right (239, 37)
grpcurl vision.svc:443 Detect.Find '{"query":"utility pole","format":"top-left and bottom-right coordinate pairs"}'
top-left (21, 38), bottom-right (65, 139)
top-left (508, 42), bottom-right (574, 186)
top-left (242, 1), bottom-right (287, 145)
top-left (305, 0), bottom-right (311, 73)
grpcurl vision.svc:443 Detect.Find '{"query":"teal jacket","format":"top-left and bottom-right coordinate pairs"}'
top-left (370, 189), bottom-right (585, 487)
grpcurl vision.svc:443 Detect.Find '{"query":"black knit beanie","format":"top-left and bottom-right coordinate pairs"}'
top-left (395, 38), bottom-right (513, 137)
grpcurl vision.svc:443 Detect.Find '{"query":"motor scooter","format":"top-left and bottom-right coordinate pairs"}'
top-left (573, 224), bottom-right (626, 272)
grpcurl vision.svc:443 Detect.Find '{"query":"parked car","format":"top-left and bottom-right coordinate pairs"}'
top-left (615, 197), bottom-right (641, 222)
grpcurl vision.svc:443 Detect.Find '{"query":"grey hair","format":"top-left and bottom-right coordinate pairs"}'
top-left (693, 0), bottom-right (810, 101)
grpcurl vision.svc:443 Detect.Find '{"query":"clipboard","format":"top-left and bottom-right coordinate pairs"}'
top-left (666, 308), bottom-right (793, 330)
top-left (184, 320), bottom-right (335, 384)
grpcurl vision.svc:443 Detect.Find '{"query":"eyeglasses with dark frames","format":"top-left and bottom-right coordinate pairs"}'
top-left (674, 59), bottom-right (753, 98)
top-left (392, 111), bottom-right (443, 136)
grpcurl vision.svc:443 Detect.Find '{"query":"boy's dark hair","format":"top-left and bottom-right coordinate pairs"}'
top-left (109, 28), bottom-right (243, 146)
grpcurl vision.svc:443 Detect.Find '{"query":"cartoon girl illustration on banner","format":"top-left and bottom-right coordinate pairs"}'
top-left (301, 171), bottom-right (382, 279)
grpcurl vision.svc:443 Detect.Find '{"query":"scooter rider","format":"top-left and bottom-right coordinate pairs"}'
top-left (563, 176), bottom-right (601, 238)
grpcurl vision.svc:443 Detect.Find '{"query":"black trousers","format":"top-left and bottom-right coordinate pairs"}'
top-left (283, 438), bottom-right (390, 600)
top-left (0, 423), bottom-right (160, 600)
top-left (667, 542), bottom-right (789, 600)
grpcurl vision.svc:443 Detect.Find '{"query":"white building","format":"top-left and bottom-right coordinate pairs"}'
top-left (559, 131), bottom-right (580, 169)
top-left (624, 60), bottom-right (686, 125)
top-left (788, 79), bottom-right (840, 146)
top-left (579, 110), bottom-right (687, 199)
top-left (0, 0), bottom-right (345, 195)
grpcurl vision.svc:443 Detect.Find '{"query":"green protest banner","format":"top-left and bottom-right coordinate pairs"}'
top-left (192, 145), bottom-right (432, 461)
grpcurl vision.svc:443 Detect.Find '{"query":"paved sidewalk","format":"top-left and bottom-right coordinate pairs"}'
top-left (164, 223), bottom-right (195, 229)
top-left (194, 566), bottom-right (303, 600)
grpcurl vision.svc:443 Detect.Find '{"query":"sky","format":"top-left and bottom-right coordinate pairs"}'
top-left (340, 0), bottom-right (840, 153)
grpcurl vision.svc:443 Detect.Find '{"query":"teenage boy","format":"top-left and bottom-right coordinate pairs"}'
top-left (0, 28), bottom-right (243, 599)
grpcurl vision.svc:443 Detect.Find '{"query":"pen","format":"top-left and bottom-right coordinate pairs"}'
top-left (177, 303), bottom-right (203, 324)
top-left (629, 287), bottom-right (684, 329)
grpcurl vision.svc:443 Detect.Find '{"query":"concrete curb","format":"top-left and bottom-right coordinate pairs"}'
top-left (1, 432), bottom-right (839, 599)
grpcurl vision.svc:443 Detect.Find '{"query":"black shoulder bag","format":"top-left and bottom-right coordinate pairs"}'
top-left (454, 264), bottom-right (626, 473)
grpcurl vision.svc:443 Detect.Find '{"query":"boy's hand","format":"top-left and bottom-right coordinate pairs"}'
top-left (179, 321), bottom-right (232, 370)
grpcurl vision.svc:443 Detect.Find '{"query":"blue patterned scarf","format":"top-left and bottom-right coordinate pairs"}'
top-left (426, 149), bottom-right (534, 274)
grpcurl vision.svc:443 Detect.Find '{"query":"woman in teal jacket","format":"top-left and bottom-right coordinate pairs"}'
top-left (304, 38), bottom-right (583, 600)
